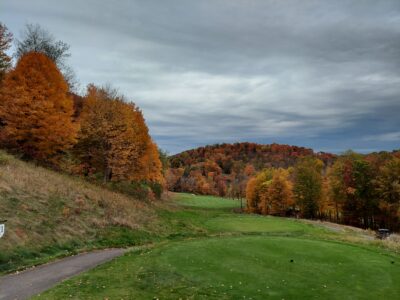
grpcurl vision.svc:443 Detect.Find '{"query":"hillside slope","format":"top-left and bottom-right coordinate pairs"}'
top-left (167, 143), bottom-right (335, 197)
top-left (0, 151), bottom-right (156, 273)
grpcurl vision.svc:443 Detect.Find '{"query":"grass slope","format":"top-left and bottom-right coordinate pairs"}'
top-left (36, 193), bottom-right (400, 300)
top-left (0, 152), bottom-right (156, 274)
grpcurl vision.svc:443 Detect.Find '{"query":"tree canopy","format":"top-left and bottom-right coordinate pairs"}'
top-left (15, 24), bottom-right (76, 90)
top-left (75, 85), bottom-right (163, 184)
top-left (0, 52), bottom-right (77, 160)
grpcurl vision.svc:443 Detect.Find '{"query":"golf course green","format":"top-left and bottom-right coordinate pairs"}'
top-left (35, 194), bottom-right (400, 299)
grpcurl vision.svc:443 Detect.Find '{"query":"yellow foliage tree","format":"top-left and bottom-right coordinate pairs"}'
top-left (246, 177), bottom-right (258, 213)
top-left (137, 140), bottom-right (164, 183)
top-left (267, 168), bottom-right (293, 216)
top-left (246, 169), bottom-right (273, 213)
top-left (246, 168), bottom-right (293, 216)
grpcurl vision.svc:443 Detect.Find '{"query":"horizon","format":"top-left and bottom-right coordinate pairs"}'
top-left (167, 141), bottom-right (400, 156)
top-left (2, 0), bottom-right (400, 154)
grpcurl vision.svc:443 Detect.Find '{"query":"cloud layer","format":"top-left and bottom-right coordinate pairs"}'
top-left (2, 0), bottom-right (400, 153)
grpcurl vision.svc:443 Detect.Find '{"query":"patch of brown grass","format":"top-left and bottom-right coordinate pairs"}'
top-left (0, 151), bottom-right (156, 252)
top-left (302, 219), bottom-right (400, 253)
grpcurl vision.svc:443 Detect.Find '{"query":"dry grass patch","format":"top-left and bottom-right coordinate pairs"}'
top-left (302, 219), bottom-right (400, 253)
top-left (0, 151), bottom-right (156, 269)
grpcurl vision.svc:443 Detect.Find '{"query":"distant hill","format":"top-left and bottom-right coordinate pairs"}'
top-left (167, 143), bottom-right (335, 197)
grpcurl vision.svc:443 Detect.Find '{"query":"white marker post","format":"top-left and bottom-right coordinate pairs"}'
top-left (0, 220), bottom-right (6, 238)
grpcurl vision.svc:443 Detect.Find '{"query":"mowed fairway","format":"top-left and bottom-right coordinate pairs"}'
top-left (176, 193), bottom-right (243, 209)
top-left (36, 194), bottom-right (400, 299)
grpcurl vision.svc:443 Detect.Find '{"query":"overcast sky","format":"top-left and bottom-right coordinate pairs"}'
top-left (1, 0), bottom-right (400, 154)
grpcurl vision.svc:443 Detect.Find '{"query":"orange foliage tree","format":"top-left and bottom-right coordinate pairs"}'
top-left (0, 52), bottom-right (77, 160)
top-left (137, 140), bottom-right (164, 183)
top-left (246, 177), bottom-right (258, 213)
top-left (75, 85), bottom-right (163, 183)
top-left (267, 169), bottom-right (294, 216)
top-left (246, 169), bottom-right (273, 213)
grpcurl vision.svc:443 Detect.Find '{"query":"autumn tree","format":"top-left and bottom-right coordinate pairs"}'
top-left (244, 164), bottom-right (256, 176)
top-left (375, 157), bottom-right (400, 229)
top-left (352, 158), bottom-right (377, 228)
top-left (257, 169), bottom-right (274, 214)
top-left (0, 23), bottom-right (12, 83)
top-left (16, 24), bottom-right (77, 90)
top-left (327, 162), bottom-right (346, 222)
top-left (166, 168), bottom-right (184, 191)
top-left (293, 157), bottom-right (323, 219)
top-left (267, 168), bottom-right (294, 216)
top-left (216, 178), bottom-right (227, 197)
top-left (0, 52), bottom-right (77, 160)
top-left (246, 168), bottom-right (293, 216)
top-left (327, 152), bottom-right (379, 228)
top-left (75, 85), bottom-right (162, 183)
top-left (319, 175), bottom-right (336, 221)
top-left (246, 177), bottom-right (258, 213)
top-left (137, 140), bottom-right (164, 183)
top-left (245, 168), bottom-right (274, 214)
top-left (75, 85), bottom-right (135, 181)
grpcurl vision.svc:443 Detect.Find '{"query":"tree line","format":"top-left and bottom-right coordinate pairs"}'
top-left (246, 152), bottom-right (400, 231)
top-left (0, 23), bottom-right (164, 198)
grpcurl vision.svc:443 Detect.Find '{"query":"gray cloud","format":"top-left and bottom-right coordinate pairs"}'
top-left (2, 0), bottom-right (400, 153)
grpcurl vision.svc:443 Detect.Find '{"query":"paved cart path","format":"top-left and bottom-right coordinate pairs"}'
top-left (0, 248), bottom-right (126, 300)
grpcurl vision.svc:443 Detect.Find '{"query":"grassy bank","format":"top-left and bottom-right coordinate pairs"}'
top-left (0, 152), bottom-right (157, 274)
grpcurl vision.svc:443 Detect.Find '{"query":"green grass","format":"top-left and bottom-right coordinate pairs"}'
top-left (36, 237), bottom-right (400, 299)
top-left (176, 193), bottom-right (243, 209)
top-left (205, 214), bottom-right (320, 234)
top-left (36, 193), bottom-right (400, 299)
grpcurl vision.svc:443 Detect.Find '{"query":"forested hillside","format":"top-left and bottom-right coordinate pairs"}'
top-left (168, 142), bottom-right (400, 232)
top-left (167, 143), bottom-right (335, 197)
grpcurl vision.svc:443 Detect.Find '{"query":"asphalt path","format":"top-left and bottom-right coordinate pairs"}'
top-left (0, 248), bottom-right (126, 300)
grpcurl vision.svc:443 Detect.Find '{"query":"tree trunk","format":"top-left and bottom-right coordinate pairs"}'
top-left (104, 166), bottom-right (112, 183)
